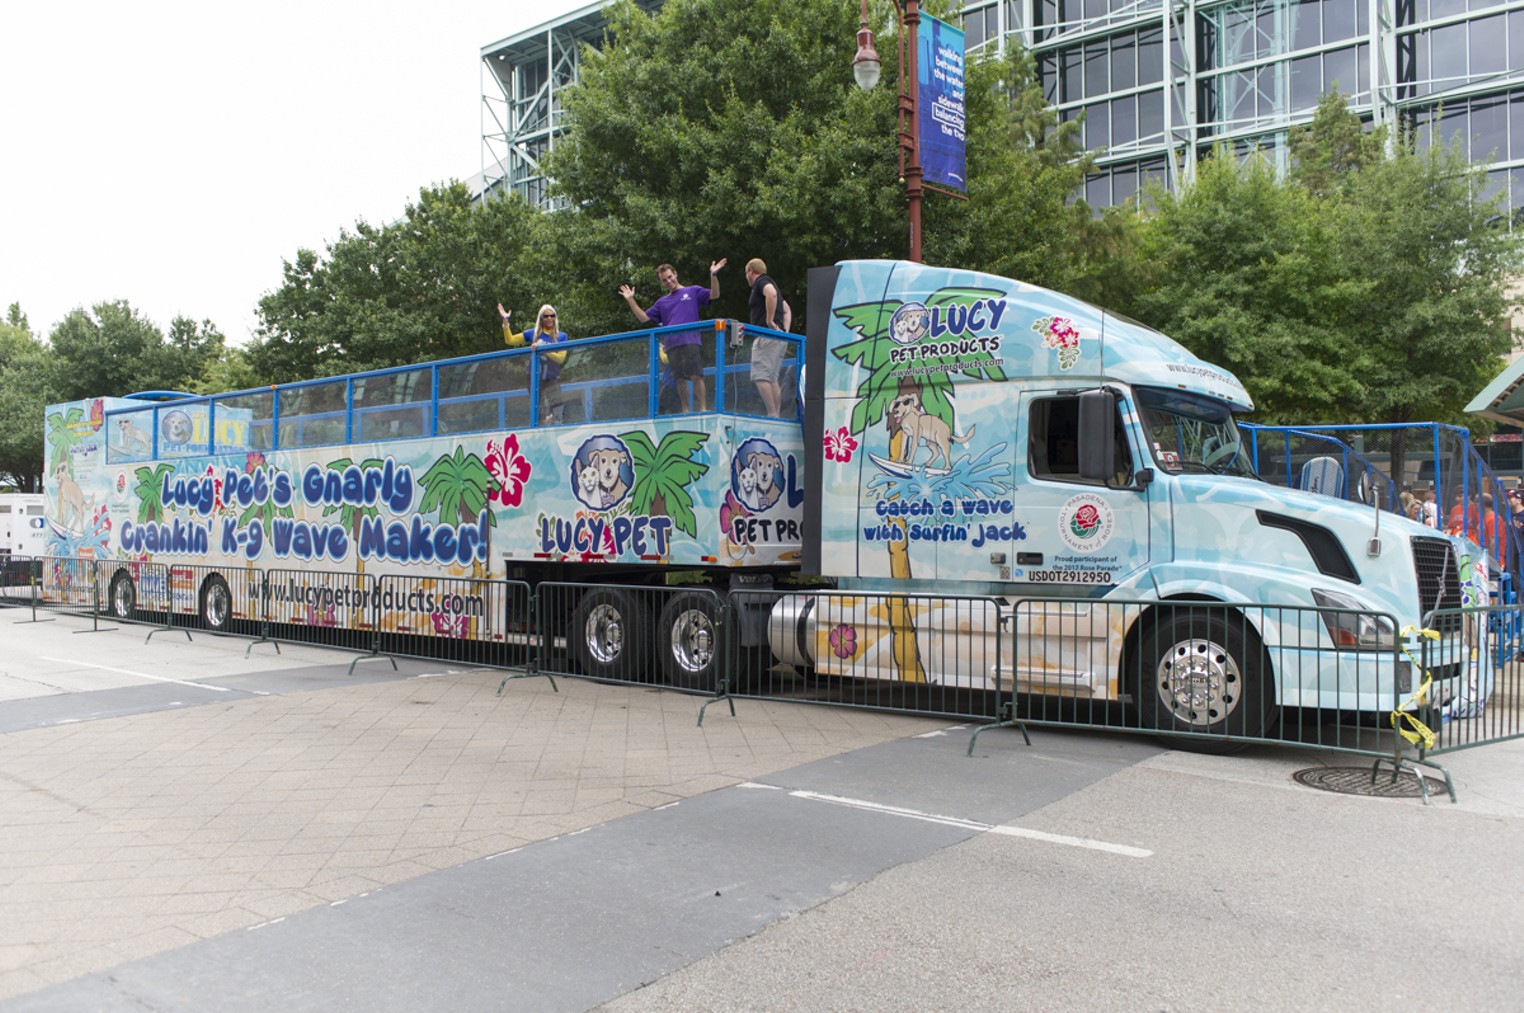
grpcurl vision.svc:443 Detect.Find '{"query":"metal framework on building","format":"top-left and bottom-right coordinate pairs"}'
top-left (480, 0), bottom-right (663, 209)
top-left (484, 0), bottom-right (1524, 218)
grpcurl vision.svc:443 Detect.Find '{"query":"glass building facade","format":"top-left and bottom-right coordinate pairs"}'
top-left (483, 0), bottom-right (1524, 221)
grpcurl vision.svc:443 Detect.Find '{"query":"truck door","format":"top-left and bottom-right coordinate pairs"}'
top-left (1013, 389), bottom-right (1152, 589)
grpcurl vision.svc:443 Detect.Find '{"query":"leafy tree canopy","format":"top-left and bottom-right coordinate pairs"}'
top-left (47, 300), bottom-right (214, 401)
top-left (249, 183), bottom-right (543, 382)
top-left (544, 0), bottom-right (1093, 319)
top-left (0, 315), bottom-right (49, 490)
top-left (1110, 93), bottom-right (1522, 426)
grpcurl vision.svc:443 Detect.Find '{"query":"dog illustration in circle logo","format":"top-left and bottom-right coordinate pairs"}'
top-left (160, 409), bottom-right (193, 447)
top-left (732, 437), bottom-right (784, 511)
top-left (888, 302), bottom-right (931, 346)
top-left (572, 435), bottom-right (634, 511)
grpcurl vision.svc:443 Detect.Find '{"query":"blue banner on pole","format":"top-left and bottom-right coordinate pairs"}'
top-left (918, 15), bottom-right (966, 192)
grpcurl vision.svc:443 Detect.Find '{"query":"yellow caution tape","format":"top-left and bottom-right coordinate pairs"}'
top-left (1390, 625), bottom-right (1439, 750)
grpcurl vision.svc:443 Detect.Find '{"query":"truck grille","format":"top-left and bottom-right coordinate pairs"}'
top-left (1412, 536), bottom-right (1463, 631)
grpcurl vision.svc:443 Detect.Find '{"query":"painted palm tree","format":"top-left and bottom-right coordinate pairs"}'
top-left (236, 465), bottom-right (295, 533)
top-left (622, 430), bottom-right (710, 541)
top-left (46, 407), bottom-right (84, 472)
top-left (831, 287), bottom-right (1010, 683)
top-left (322, 456), bottom-right (385, 575)
top-left (132, 464), bottom-right (177, 525)
top-left (418, 446), bottom-right (497, 577)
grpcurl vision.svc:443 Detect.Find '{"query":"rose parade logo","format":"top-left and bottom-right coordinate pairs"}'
top-left (1059, 494), bottom-right (1114, 552)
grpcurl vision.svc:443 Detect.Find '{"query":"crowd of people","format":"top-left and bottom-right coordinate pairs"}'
top-left (1402, 483), bottom-right (1524, 575)
top-left (500, 258), bottom-right (796, 421)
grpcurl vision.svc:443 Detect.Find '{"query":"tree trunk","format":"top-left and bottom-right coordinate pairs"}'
top-left (885, 428), bottom-right (926, 684)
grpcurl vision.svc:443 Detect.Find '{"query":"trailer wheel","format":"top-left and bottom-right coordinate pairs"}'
top-left (109, 570), bottom-right (136, 620)
top-left (658, 592), bottom-right (720, 691)
top-left (570, 589), bottom-right (650, 681)
top-left (200, 575), bottom-right (232, 632)
top-left (1138, 608), bottom-right (1274, 750)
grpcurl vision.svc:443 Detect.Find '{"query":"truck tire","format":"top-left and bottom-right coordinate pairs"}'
top-left (109, 570), bottom-right (136, 620)
top-left (200, 575), bottom-right (232, 632)
top-left (570, 589), bottom-right (649, 682)
top-left (658, 592), bottom-right (719, 691)
top-left (1138, 608), bottom-right (1274, 750)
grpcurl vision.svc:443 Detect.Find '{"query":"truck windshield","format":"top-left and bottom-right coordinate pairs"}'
top-left (1136, 387), bottom-right (1256, 479)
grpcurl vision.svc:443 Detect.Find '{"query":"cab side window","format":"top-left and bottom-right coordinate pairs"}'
top-left (1028, 396), bottom-right (1134, 485)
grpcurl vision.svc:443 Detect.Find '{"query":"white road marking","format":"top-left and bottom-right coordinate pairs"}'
top-left (987, 824), bottom-right (1153, 858)
top-left (913, 724), bottom-right (970, 739)
top-left (782, 788), bottom-right (1152, 858)
top-left (39, 656), bottom-right (234, 693)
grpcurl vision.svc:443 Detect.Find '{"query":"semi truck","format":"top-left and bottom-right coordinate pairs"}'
top-left (41, 259), bottom-right (1477, 741)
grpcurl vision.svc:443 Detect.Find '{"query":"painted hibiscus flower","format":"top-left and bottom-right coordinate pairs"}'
top-left (245, 451), bottom-right (266, 474)
top-left (721, 490), bottom-right (751, 544)
top-left (829, 623), bottom-right (858, 660)
top-left (430, 611), bottom-right (468, 638)
top-left (1034, 316), bottom-right (1082, 369)
top-left (203, 465), bottom-right (225, 512)
top-left (486, 435), bottom-right (533, 508)
top-left (823, 426), bottom-right (859, 463)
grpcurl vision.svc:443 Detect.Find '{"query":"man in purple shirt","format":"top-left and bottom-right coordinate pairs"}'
top-left (619, 258), bottom-right (726, 412)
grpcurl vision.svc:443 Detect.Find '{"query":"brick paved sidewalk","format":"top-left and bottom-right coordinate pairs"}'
top-left (0, 670), bottom-right (942, 1001)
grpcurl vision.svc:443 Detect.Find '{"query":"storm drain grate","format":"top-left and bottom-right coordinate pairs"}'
top-left (1292, 766), bottom-right (1434, 799)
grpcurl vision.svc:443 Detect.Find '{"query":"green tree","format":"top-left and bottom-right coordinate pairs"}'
top-left (1303, 99), bottom-right (1519, 426)
top-left (157, 317), bottom-right (227, 392)
top-left (0, 313), bottom-right (52, 491)
top-left (543, 0), bottom-right (903, 320)
top-left (47, 300), bottom-right (211, 400)
top-left (250, 183), bottom-right (543, 382)
top-left (189, 343), bottom-right (261, 396)
top-left (1126, 151), bottom-right (1365, 423)
top-left (1287, 90), bottom-right (1387, 200)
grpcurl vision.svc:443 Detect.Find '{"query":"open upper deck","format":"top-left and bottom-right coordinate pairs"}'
top-left (100, 320), bottom-right (803, 465)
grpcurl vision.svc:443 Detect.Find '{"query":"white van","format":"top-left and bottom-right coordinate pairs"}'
top-left (0, 493), bottom-right (47, 557)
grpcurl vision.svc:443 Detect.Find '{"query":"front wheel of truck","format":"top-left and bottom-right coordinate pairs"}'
top-left (1137, 608), bottom-right (1275, 752)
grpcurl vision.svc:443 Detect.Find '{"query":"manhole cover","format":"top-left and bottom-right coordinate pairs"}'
top-left (1292, 766), bottom-right (1436, 799)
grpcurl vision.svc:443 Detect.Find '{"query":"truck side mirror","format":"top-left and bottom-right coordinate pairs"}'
top-left (1077, 390), bottom-right (1114, 483)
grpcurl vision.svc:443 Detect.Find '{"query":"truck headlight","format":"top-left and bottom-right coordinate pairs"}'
top-left (1311, 589), bottom-right (1396, 651)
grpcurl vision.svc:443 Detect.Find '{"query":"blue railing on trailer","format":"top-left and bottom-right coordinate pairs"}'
top-left (101, 320), bottom-right (803, 465)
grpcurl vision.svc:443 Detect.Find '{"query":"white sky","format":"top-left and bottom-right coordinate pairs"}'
top-left (0, 0), bottom-right (583, 346)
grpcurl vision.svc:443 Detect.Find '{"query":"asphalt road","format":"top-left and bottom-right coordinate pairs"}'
top-left (3, 608), bottom-right (1523, 1011)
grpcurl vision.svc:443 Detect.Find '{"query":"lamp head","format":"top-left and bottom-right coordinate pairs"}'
top-left (852, 25), bottom-right (881, 91)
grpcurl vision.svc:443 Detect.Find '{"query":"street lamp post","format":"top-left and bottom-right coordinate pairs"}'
top-left (852, 0), bottom-right (922, 263)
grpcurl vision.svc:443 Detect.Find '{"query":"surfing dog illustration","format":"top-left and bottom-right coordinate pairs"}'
top-left (54, 462), bottom-right (87, 532)
top-left (889, 392), bottom-right (976, 470)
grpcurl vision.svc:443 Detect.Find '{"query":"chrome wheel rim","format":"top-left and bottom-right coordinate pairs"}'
top-left (1156, 636), bottom-right (1239, 727)
top-left (585, 603), bottom-right (624, 664)
top-left (112, 577), bottom-right (134, 617)
top-left (669, 607), bottom-right (714, 674)
top-left (205, 584), bottom-right (230, 628)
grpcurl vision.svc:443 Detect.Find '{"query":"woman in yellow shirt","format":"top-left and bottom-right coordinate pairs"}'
top-left (498, 302), bottom-right (571, 424)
